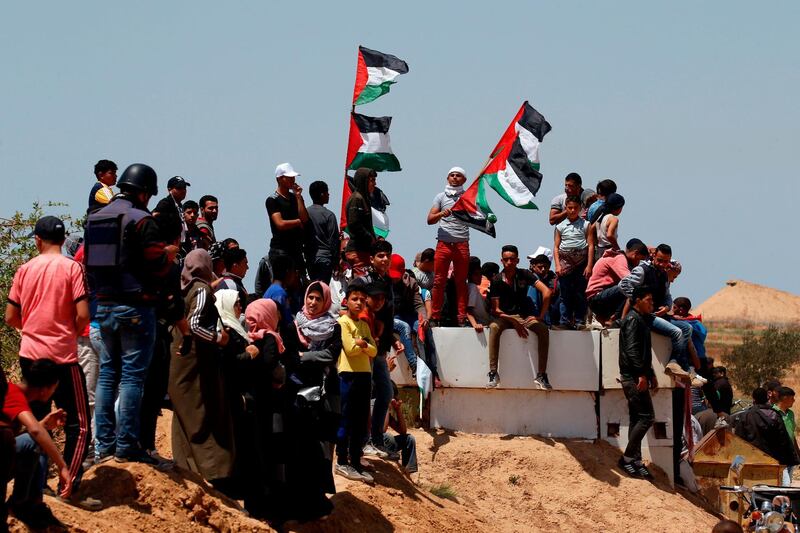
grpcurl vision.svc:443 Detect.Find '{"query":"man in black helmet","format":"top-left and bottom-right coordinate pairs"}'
top-left (84, 163), bottom-right (176, 467)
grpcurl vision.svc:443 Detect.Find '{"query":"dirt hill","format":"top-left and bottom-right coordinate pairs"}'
top-left (9, 411), bottom-right (720, 532)
top-left (695, 279), bottom-right (800, 326)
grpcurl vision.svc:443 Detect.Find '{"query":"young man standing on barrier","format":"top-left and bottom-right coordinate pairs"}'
top-left (487, 245), bottom-right (551, 390)
top-left (618, 286), bottom-right (657, 479)
top-left (427, 166), bottom-right (470, 327)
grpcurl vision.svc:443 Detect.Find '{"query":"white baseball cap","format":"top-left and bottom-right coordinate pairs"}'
top-left (527, 246), bottom-right (554, 262)
top-left (275, 162), bottom-right (300, 178)
top-left (448, 166), bottom-right (466, 176)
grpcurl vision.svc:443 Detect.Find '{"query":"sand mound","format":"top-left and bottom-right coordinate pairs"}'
top-left (8, 411), bottom-right (720, 532)
top-left (695, 279), bottom-right (800, 325)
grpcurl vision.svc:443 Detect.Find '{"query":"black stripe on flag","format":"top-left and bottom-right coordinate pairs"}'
top-left (358, 46), bottom-right (409, 73)
top-left (519, 103), bottom-right (552, 142)
top-left (506, 138), bottom-right (544, 196)
top-left (452, 211), bottom-right (496, 238)
top-left (352, 112), bottom-right (392, 134)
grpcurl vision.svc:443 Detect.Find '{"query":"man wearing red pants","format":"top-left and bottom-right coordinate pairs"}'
top-left (426, 167), bottom-right (470, 326)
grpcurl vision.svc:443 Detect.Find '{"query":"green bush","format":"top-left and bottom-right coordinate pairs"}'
top-left (726, 326), bottom-right (800, 394)
top-left (1, 202), bottom-right (77, 377)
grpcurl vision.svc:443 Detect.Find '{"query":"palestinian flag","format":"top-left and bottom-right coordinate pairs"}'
top-left (352, 46), bottom-right (409, 106)
top-left (346, 113), bottom-right (401, 172)
top-left (452, 101), bottom-right (552, 236)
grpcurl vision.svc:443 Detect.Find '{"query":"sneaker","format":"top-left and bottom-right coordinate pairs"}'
top-left (664, 360), bottom-right (690, 379)
top-left (59, 495), bottom-right (103, 512)
top-left (617, 457), bottom-right (638, 477)
top-left (534, 373), bottom-right (553, 390)
top-left (95, 451), bottom-right (115, 465)
top-left (357, 469), bottom-right (375, 484)
top-left (363, 443), bottom-right (389, 458)
top-left (633, 460), bottom-right (653, 479)
top-left (714, 417), bottom-right (729, 429)
top-left (487, 371), bottom-right (500, 388)
top-left (116, 450), bottom-right (174, 471)
top-left (335, 464), bottom-right (365, 481)
top-left (375, 446), bottom-right (400, 461)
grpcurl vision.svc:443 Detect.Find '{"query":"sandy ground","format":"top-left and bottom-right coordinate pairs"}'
top-left (8, 410), bottom-right (722, 532)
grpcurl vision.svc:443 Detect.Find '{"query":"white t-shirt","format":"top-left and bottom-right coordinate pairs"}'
top-left (467, 283), bottom-right (491, 325)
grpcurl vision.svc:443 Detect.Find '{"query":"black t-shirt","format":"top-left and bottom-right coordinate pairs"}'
top-left (265, 192), bottom-right (303, 253)
top-left (489, 268), bottom-right (536, 317)
top-left (153, 195), bottom-right (182, 242)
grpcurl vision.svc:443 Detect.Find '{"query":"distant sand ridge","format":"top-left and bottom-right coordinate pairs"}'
top-left (695, 279), bottom-right (800, 326)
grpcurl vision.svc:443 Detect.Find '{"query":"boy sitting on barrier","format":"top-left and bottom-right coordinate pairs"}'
top-left (486, 245), bottom-right (551, 390)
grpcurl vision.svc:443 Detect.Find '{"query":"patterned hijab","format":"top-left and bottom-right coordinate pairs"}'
top-left (295, 281), bottom-right (337, 347)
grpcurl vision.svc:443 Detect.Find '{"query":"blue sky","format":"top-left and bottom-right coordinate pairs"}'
top-left (2, 1), bottom-right (798, 304)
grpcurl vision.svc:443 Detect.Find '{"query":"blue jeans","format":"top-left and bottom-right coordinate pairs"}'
top-left (94, 304), bottom-right (156, 457)
top-left (9, 434), bottom-right (47, 506)
top-left (383, 432), bottom-right (418, 473)
top-left (558, 267), bottom-right (588, 326)
top-left (588, 285), bottom-right (625, 320)
top-left (651, 316), bottom-right (692, 370)
top-left (370, 354), bottom-right (393, 446)
top-left (393, 317), bottom-right (418, 371)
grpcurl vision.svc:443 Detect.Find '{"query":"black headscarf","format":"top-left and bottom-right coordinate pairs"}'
top-left (352, 167), bottom-right (374, 212)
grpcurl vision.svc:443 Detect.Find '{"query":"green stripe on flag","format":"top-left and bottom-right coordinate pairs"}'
top-left (355, 81), bottom-right (395, 105)
top-left (348, 152), bottom-right (401, 172)
top-left (483, 173), bottom-right (538, 210)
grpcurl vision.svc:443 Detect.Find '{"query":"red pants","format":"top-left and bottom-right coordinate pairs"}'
top-left (431, 240), bottom-right (469, 322)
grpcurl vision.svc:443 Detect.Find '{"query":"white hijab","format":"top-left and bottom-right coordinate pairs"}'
top-left (214, 289), bottom-right (249, 341)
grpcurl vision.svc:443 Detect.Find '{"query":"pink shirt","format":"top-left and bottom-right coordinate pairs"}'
top-left (585, 250), bottom-right (631, 299)
top-left (8, 253), bottom-right (87, 364)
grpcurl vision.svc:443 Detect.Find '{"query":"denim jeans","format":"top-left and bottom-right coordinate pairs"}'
top-left (94, 303), bottom-right (156, 457)
top-left (9, 433), bottom-right (48, 507)
top-left (558, 266), bottom-right (588, 326)
top-left (370, 354), bottom-right (393, 446)
top-left (651, 316), bottom-right (692, 369)
top-left (588, 285), bottom-right (625, 320)
top-left (383, 432), bottom-right (418, 473)
top-left (393, 317), bottom-right (418, 371)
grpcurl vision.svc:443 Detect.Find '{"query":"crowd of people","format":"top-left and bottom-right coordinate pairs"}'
top-left (0, 158), bottom-right (793, 530)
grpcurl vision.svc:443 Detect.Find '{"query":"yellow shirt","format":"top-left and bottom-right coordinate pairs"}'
top-left (337, 314), bottom-right (377, 373)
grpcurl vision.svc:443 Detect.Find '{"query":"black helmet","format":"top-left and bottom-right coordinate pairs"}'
top-left (118, 164), bottom-right (158, 195)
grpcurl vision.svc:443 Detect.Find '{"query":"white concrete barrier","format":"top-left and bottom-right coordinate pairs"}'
top-left (430, 388), bottom-right (597, 438)
top-left (598, 380), bottom-right (677, 484)
top-left (600, 329), bottom-right (675, 390)
top-left (431, 328), bottom-right (600, 391)
top-left (388, 326), bottom-right (678, 485)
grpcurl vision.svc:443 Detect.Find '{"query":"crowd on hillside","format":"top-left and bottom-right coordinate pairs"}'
top-left (0, 158), bottom-right (795, 530)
